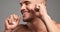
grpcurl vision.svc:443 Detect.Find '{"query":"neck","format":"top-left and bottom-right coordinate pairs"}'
top-left (27, 17), bottom-right (47, 32)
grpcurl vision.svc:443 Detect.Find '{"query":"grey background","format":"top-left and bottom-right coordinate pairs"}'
top-left (0, 0), bottom-right (60, 32)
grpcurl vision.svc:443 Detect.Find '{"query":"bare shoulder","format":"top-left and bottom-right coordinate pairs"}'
top-left (14, 24), bottom-right (31, 32)
top-left (56, 22), bottom-right (60, 29)
top-left (52, 20), bottom-right (60, 29)
top-left (53, 20), bottom-right (60, 29)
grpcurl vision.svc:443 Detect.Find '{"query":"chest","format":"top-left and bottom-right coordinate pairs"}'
top-left (14, 26), bottom-right (36, 32)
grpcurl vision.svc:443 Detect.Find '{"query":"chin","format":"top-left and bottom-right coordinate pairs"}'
top-left (23, 16), bottom-right (34, 22)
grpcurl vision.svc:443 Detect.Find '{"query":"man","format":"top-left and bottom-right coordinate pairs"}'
top-left (4, 0), bottom-right (60, 32)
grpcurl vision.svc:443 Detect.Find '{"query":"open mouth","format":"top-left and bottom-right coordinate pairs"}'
top-left (21, 11), bottom-right (29, 16)
top-left (22, 11), bottom-right (29, 14)
top-left (21, 10), bottom-right (29, 14)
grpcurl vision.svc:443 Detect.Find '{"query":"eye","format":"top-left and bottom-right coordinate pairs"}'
top-left (24, 1), bottom-right (31, 5)
top-left (20, 3), bottom-right (22, 6)
top-left (25, 2), bottom-right (30, 5)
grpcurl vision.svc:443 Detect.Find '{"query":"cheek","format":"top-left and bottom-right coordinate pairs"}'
top-left (27, 4), bottom-right (35, 10)
top-left (27, 13), bottom-right (34, 18)
top-left (26, 13), bottom-right (30, 17)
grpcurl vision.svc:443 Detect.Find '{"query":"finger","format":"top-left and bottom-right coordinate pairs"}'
top-left (40, 3), bottom-right (46, 11)
top-left (14, 15), bottom-right (20, 24)
top-left (5, 18), bottom-right (10, 26)
top-left (39, 3), bottom-right (47, 16)
top-left (9, 14), bottom-right (17, 25)
top-left (13, 14), bottom-right (20, 22)
top-left (5, 19), bottom-right (10, 29)
top-left (16, 16), bottom-right (20, 24)
top-left (34, 5), bottom-right (40, 12)
top-left (13, 14), bottom-right (18, 21)
top-left (36, 4), bottom-right (40, 9)
top-left (8, 17), bottom-right (13, 25)
top-left (10, 14), bottom-right (15, 24)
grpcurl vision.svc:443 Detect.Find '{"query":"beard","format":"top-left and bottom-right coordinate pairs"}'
top-left (23, 9), bottom-right (36, 22)
top-left (22, 6), bottom-right (40, 22)
top-left (23, 16), bottom-right (34, 22)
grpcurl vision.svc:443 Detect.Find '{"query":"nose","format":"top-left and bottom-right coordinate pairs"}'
top-left (21, 4), bottom-right (26, 11)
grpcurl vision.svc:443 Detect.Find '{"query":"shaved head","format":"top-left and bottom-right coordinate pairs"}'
top-left (36, 0), bottom-right (47, 5)
top-left (20, 0), bottom-right (47, 6)
top-left (20, 0), bottom-right (47, 22)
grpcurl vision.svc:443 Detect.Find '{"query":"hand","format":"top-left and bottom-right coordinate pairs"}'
top-left (35, 3), bottom-right (48, 17)
top-left (5, 14), bottom-right (20, 30)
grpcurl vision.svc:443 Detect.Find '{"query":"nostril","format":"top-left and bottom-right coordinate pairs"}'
top-left (21, 9), bottom-right (25, 14)
top-left (21, 4), bottom-right (26, 10)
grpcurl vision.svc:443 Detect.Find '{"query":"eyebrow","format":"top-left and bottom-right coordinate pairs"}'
top-left (20, 1), bottom-right (30, 5)
top-left (24, 1), bottom-right (30, 3)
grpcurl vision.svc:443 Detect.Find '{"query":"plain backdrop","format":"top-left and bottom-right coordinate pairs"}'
top-left (0, 0), bottom-right (60, 32)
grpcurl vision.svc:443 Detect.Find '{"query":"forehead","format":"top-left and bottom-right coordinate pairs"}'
top-left (20, 0), bottom-right (35, 3)
top-left (20, 0), bottom-right (42, 4)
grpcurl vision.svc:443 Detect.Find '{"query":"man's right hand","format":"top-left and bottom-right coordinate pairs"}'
top-left (5, 14), bottom-right (20, 30)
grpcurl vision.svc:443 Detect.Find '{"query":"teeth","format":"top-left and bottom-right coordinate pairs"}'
top-left (22, 11), bottom-right (29, 17)
top-left (22, 11), bottom-right (28, 14)
top-left (23, 12), bottom-right (28, 14)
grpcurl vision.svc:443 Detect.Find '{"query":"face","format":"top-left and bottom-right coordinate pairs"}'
top-left (20, 0), bottom-right (42, 22)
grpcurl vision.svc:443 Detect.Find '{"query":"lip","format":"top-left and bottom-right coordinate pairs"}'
top-left (22, 11), bottom-right (28, 14)
top-left (22, 12), bottom-right (29, 17)
top-left (22, 11), bottom-right (29, 14)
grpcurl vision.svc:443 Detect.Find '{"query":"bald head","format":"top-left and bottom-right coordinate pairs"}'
top-left (20, 0), bottom-right (47, 6)
top-left (36, 0), bottom-right (47, 5)
top-left (20, 0), bottom-right (47, 22)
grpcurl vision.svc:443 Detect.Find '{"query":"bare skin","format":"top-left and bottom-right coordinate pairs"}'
top-left (4, 0), bottom-right (60, 32)
top-left (4, 14), bottom-right (20, 32)
top-left (4, 14), bottom-right (47, 32)
top-left (38, 3), bottom-right (60, 32)
top-left (4, 0), bottom-right (47, 32)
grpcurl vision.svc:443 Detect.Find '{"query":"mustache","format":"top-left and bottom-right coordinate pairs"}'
top-left (21, 8), bottom-right (35, 14)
